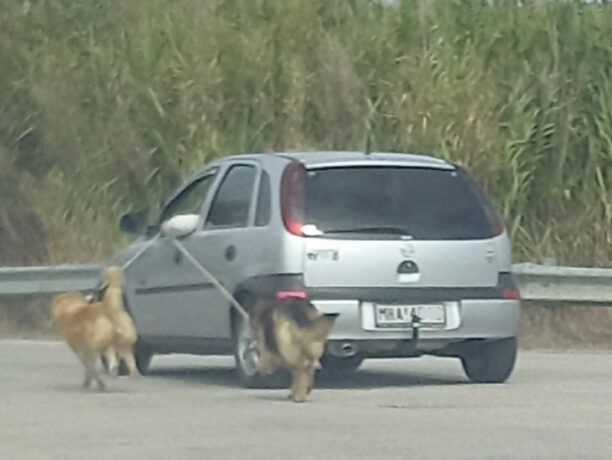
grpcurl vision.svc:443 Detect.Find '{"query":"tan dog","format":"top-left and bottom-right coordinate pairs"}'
top-left (52, 291), bottom-right (117, 390)
top-left (52, 266), bottom-right (138, 390)
top-left (251, 298), bottom-right (335, 403)
top-left (100, 266), bottom-right (139, 377)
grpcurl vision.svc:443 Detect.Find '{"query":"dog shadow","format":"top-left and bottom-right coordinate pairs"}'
top-left (49, 382), bottom-right (135, 394)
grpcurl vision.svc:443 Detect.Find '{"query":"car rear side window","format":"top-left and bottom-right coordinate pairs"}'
top-left (206, 165), bottom-right (256, 228)
top-left (304, 166), bottom-right (493, 240)
top-left (255, 170), bottom-right (272, 227)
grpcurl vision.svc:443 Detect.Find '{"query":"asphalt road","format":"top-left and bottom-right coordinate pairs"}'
top-left (1, 340), bottom-right (611, 460)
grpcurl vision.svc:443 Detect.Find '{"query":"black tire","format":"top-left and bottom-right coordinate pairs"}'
top-left (232, 298), bottom-right (288, 389)
top-left (320, 353), bottom-right (365, 373)
top-left (460, 337), bottom-right (517, 384)
top-left (134, 344), bottom-right (153, 375)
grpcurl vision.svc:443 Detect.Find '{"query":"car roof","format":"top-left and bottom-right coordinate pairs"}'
top-left (218, 151), bottom-right (454, 170)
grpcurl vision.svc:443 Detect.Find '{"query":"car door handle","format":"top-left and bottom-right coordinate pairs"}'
top-left (225, 245), bottom-right (236, 262)
top-left (174, 250), bottom-right (183, 264)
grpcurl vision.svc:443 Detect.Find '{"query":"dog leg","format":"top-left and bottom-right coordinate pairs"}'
top-left (77, 351), bottom-right (105, 390)
top-left (103, 347), bottom-right (119, 378)
top-left (305, 359), bottom-right (316, 396)
top-left (94, 375), bottom-right (107, 391)
top-left (88, 352), bottom-right (107, 391)
top-left (289, 368), bottom-right (298, 401)
top-left (258, 349), bottom-right (279, 375)
top-left (255, 329), bottom-right (278, 375)
top-left (290, 364), bottom-right (310, 403)
top-left (82, 370), bottom-right (93, 390)
top-left (75, 350), bottom-right (93, 390)
top-left (119, 347), bottom-right (140, 378)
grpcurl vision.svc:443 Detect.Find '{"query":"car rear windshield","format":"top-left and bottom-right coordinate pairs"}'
top-left (304, 166), bottom-right (494, 240)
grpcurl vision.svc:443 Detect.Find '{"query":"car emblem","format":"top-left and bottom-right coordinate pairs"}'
top-left (307, 249), bottom-right (339, 261)
top-left (400, 243), bottom-right (414, 258)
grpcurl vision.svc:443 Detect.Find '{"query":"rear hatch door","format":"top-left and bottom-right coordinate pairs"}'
top-left (301, 165), bottom-right (499, 288)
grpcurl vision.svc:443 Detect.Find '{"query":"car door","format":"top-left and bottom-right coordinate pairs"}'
top-left (190, 162), bottom-right (261, 329)
top-left (145, 162), bottom-right (261, 340)
top-left (123, 169), bottom-right (223, 339)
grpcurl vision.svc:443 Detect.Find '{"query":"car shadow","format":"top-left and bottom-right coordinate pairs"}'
top-left (315, 368), bottom-right (467, 389)
top-left (147, 366), bottom-right (243, 388)
top-left (145, 361), bottom-right (467, 390)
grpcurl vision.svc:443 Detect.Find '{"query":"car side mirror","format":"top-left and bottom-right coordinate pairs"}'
top-left (160, 214), bottom-right (200, 238)
top-left (119, 211), bottom-right (149, 235)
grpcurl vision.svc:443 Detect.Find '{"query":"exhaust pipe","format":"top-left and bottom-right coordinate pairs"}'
top-left (341, 342), bottom-right (355, 356)
top-left (328, 341), bottom-right (358, 358)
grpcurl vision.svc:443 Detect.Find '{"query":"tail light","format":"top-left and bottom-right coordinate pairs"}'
top-left (457, 166), bottom-right (505, 237)
top-left (280, 161), bottom-right (306, 236)
top-left (474, 187), bottom-right (504, 237)
top-left (497, 272), bottom-right (520, 300)
top-left (483, 205), bottom-right (504, 237)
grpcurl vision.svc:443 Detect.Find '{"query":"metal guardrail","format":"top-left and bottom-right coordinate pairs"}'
top-left (0, 262), bottom-right (611, 304)
top-left (0, 265), bottom-right (101, 295)
top-left (512, 263), bottom-right (612, 304)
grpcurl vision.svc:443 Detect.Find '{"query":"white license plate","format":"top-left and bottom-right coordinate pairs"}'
top-left (375, 304), bottom-right (445, 328)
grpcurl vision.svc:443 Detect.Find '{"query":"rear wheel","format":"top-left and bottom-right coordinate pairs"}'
top-left (113, 295), bottom-right (152, 376)
top-left (233, 309), bottom-right (260, 387)
top-left (232, 297), bottom-right (288, 388)
top-left (460, 337), bottom-right (517, 383)
top-left (320, 353), bottom-right (365, 373)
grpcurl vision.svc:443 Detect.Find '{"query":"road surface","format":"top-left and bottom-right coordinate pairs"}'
top-left (1, 339), bottom-right (611, 459)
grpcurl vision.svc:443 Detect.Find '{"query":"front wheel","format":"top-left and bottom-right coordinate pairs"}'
top-left (134, 344), bottom-right (153, 375)
top-left (460, 337), bottom-right (517, 383)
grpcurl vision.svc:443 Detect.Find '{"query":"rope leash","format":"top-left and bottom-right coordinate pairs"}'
top-left (114, 237), bottom-right (250, 321)
top-left (170, 239), bottom-right (250, 320)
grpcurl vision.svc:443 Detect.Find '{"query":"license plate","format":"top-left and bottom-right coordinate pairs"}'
top-left (375, 304), bottom-right (445, 328)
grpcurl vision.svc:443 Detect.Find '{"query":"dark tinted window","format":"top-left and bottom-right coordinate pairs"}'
top-left (255, 171), bottom-right (272, 227)
top-left (206, 165), bottom-right (256, 228)
top-left (304, 167), bottom-right (492, 240)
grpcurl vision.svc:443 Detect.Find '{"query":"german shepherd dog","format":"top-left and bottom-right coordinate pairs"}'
top-left (52, 266), bottom-right (138, 390)
top-left (250, 298), bottom-right (335, 403)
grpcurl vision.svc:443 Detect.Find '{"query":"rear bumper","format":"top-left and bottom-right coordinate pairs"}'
top-left (313, 298), bottom-right (520, 347)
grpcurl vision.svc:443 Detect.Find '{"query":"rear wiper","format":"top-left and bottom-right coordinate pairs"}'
top-left (324, 226), bottom-right (412, 236)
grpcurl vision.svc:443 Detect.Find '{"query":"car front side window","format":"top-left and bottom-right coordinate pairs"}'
top-left (158, 173), bottom-right (217, 231)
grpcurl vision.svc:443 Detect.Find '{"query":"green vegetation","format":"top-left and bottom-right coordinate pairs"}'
top-left (1, 0), bottom-right (610, 265)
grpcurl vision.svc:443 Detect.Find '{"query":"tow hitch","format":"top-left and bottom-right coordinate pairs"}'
top-left (409, 309), bottom-right (421, 353)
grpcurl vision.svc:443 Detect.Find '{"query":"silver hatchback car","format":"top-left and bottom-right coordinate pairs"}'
top-left (113, 151), bottom-right (521, 386)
